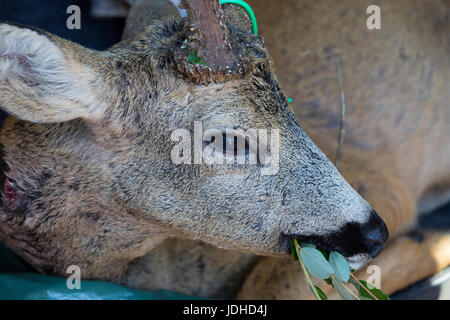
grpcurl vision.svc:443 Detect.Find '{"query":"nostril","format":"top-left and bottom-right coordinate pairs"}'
top-left (360, 210), bottom-right (389, 258)
top-left (361, 233), bottom-right (384, 258)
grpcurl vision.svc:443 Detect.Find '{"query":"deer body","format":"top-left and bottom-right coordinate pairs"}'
top-left (0, 0), bottom-right (448, 299)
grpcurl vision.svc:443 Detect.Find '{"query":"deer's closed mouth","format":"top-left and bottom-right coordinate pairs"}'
top-left (282, 210), bottom-right (388, 266)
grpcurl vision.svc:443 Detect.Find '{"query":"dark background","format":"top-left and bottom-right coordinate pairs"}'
top-left (0, 0), bottom-right (124, 49)
top-left (0, 0), bottom-right (126, 125)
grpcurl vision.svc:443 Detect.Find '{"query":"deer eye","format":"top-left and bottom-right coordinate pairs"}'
top-left (224, 135), bottom-right (239, 154)
top-left (202, 129), bottom-right (258, 165)
top-left (211, 132), bottom-right (252, 158)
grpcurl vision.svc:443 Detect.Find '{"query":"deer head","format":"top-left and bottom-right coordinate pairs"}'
top-left (0, 0), bottom-right (387, 280)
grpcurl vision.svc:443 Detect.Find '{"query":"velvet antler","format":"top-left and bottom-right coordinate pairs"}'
top-left (175, 0), bottom-right (246, 85)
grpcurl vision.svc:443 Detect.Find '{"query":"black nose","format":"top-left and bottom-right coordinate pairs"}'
top-left (283, 209), bottom-right (389, 259)
top-left (360, 210), bottom-right (389, 258)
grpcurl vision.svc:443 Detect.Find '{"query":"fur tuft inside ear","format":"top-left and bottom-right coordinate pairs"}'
top-left (0, 23), bottom-right (106, 123)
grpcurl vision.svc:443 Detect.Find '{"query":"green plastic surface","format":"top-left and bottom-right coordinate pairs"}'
top-left (0, 243), bottom-right (200, 300)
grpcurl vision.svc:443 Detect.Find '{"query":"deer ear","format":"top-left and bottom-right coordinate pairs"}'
top-left (0, 23), bottom-right (107, 123)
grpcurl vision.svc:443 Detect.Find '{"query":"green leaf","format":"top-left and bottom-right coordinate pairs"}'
top-left (328, 251), bottom-right (351, 282)
top-left (331, 276), bottom-right (355, 300)
top-left (299, 247), bottom-right (334, 279)
top-left (358, 280), bottom-right (390, 300)
top-left (290, 240), bottom-right (299, 261)
top-left (310, 285), bottom-right (328, 300)
top-left (300, 242), bottom-right (316, 249)
top-left (324, 277), bottom-right (333, 286)
top-left (317, 247), bottom-right (330, 261)
top-left (186, 50), bottom-right (205, 65)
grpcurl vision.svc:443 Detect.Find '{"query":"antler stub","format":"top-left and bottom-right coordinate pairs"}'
top-left (174, 0), bottom-right (246, 85)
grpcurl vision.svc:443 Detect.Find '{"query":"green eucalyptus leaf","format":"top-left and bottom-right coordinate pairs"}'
top-left (358, 280), bottom-right (390, 300)
top-left (331, 277), bottom-right (355, 300)
top-left (329, 251), bottom-right (351, 282)
top-left (324, 277), bottom-right (333, 286)
top-left (349, 277), bottom-right (371, 299)
top-left (317, 248), bottom-right (330, 261)
top-left (300, 242), bottom-right (316, 249)
top-left (290, 240), bottom-right (299, 261)
top-left (310, 285), bottom-right (328, 300)
top-left (299, 247), bottom-right (334, 279)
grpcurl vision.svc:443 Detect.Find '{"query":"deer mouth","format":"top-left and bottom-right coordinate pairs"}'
top-left (281, 232), bottom-right (379, 270)
top-left (282, 210), bottom-right (389, 270)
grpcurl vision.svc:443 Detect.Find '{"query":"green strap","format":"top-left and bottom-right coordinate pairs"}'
top-left (220, 0), bottom-right (258, 35)
top-left (219, 1), bottom-right (293, 103)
